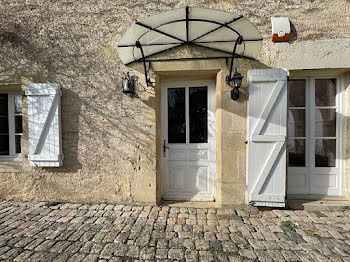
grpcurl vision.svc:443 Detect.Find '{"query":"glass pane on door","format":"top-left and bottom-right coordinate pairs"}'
top-left (315, 109), bottom-right (336, 137)
top-left (315, 79), bottom-right (336, 106)
top-left (288, 139), bottom-right (305, 167)
top-left (288, 109), bottom-right (305, 137)
top-left (315, 139), bottom-right (336, 167)
top-left (288, 80), bottom-right (305, 107)
top-left (189, 86), bottom-right (207, 143)
top-left (168, 88), bottom-right (186, 143)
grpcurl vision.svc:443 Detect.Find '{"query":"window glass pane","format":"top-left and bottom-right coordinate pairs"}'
top-left (315, 79), bottom-right (336, 106)
top-left (0, 116), bottom-right (8, 133)
top-left (15, 135), bottom-right (21, 154)
top-left (0, 135), bottom-right (9, 155)
top-left (0, 94), bottom-right (8, 116)
top-left (168, 88), bottom-right (186, 143)
top-left (288, 80), bottom-right (305, 107)
top-left (15, 116), bottom-right (22, 133)
top-left (315, 139), bottom-right (336, 167)
top-left (315, 109), bottom-right (336, 137)
top-left (288, 109), bottom-right (305, 137)
top-left (288, 139), bottom-right (305, 167)
top-left (189, 86), bottom-right (207, 143)
top-left (15, 95), bottom-right (22, 114)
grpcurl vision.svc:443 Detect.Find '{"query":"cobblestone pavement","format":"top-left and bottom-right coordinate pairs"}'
top-left (0, 200), bottom-right (349, 262)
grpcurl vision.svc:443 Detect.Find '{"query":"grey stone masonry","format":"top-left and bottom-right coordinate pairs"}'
top-left (0, 200), bottom-right (349, 261)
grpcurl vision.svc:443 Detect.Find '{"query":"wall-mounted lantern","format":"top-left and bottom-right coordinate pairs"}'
top-left (231, 69), bottom-right (243, 100)
top-left (227, 68), bottom-right (243, 100)
top-left (122, 72), bottom-right (137, 95)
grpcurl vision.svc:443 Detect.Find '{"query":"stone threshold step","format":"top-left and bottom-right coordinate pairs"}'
top-left (303, 200), bottom-right (350, 211)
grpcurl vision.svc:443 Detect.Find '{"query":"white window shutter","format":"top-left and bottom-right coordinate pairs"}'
top-left (246, 69), bottom-right (288, 207)
top-left (25, 83), bottom-right (63, 167)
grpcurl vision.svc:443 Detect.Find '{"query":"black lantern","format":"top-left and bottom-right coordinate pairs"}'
top-left (231, 69), bottom-right (243, 100)
top-left (122, 72), bottom-right (137, 94)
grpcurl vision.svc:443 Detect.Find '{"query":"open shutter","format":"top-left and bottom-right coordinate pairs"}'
top-left (247, 69), bottom-right (287, 207)
top-left (25, 83), bottom-right (63, 167)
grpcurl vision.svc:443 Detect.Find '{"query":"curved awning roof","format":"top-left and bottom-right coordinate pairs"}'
top-left (118, 7), bottom-right (263, 65)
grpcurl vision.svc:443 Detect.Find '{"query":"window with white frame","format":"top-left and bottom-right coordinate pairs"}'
top-left (0, 94), bottom-right (23, 161)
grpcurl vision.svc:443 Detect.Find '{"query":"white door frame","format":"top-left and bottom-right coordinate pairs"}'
top-left (287, 75), bottom-right (345, 197)
top-left (160, 77), bottom-right (216, 201)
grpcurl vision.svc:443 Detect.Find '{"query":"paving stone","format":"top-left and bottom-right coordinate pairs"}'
top-left (239, 248), bottom-right (257, 260)
top-left (281, 250), bottom-right (300, 261)
top-left (195, 239), bottom-right (210, 250)
top-left (140, 247), bottom-right (155, 259)
top-left (100, 243), bottom-right (118, 259)
top-left (185, 250), bottom-right (199, 262)
top-left (199, 250), bottom-right (214, 262)
top-left (34, 239), bottom-right (56, 251)
top-left (0, 247), bottom-right (23, 260)
top-left (156, 248), bottom-right (168, 259)
top-left (24, 238), bottom-right (45, 250)
top-left (255, 250), bottom-right (273, 262)
top-left (126, 245), bottom-right (140, 258)
top-left (168, 248), bottom-right (184, 260)
top-left (66, 253), bottom-right (85, 262)
top-left (50, 241), bottom-right (72, 253)
top-left (13, 250), bottom-right (34, 262)
top-left (0, 200), bottom-right (349, 262)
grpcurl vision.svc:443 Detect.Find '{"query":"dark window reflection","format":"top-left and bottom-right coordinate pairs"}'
top-left (189, 87), bottom-right (207, 143)
top-left (0, 94), bottom-right (8, 134)
top-left (0, 94), bottom-right (8, 116)
top-left (0, 135), bottom-right (9, 155)
top-left (315, 79), bottom-right (336, 106)
top-left (15, 135), bottom-right (21, 154)
top-left (288, 80), bottom-right (305, 107)
top-left (288, 139), bottom-right (305, 167)
top-left (315, 139), bottom-right (336, 167)
top-left (168, 88), bottom-right (186, 143)
top-left (15, 116), bottom-right (22, 134)
top-left (288, 109), bottom-right (305, 137)
top-left (315, 109), bottom-right (336, 137)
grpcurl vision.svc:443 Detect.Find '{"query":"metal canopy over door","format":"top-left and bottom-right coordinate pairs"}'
top-left (161, 78), bottom-right (216, 201)
top-left (247, 69), bottom-right (288, 207)
top-left (287, 77), bottom-right (344, 196)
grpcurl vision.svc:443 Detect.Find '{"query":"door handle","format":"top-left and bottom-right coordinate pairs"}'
top-left (163, 140), bottom-right (169, 157)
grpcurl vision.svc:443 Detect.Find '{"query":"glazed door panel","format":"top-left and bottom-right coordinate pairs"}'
top-left (288, 77), bottom-right (344, 196)
top-left (161, 78), bottom-right (216, 201)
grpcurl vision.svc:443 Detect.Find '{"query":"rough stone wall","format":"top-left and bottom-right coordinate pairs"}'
top-left (0, 0), bottom-right (349, 204)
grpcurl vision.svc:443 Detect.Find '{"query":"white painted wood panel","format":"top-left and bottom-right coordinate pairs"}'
top-left (25, 83), bottom-right (63, 167)
top-left (247, 69), bottom-right (288, 207)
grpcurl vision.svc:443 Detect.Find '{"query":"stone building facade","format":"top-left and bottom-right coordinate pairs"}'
top-left (0, 0), bottom-right (349, 207)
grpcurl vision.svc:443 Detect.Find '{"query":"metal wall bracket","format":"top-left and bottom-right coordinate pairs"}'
top-left (226, 35), bottom-right (243, 84)
top-left (136, 41), bottom-right (153, 86)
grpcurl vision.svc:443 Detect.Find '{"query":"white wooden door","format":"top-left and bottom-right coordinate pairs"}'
top-left (161, 78), bottom-right (216, 201)
top-left (247, 69), bottom-right (288, 207)
top-left (287, 77), bottom-right (344, 196)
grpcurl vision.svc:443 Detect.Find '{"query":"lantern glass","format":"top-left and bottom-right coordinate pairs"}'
top-left (233, 71), bottom-right (243, 88)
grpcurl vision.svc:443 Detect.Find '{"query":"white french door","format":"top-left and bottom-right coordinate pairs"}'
top-left (287, 76), bottom-right (344, 196)
top-left (161, 78), bottom-right (216, 201)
